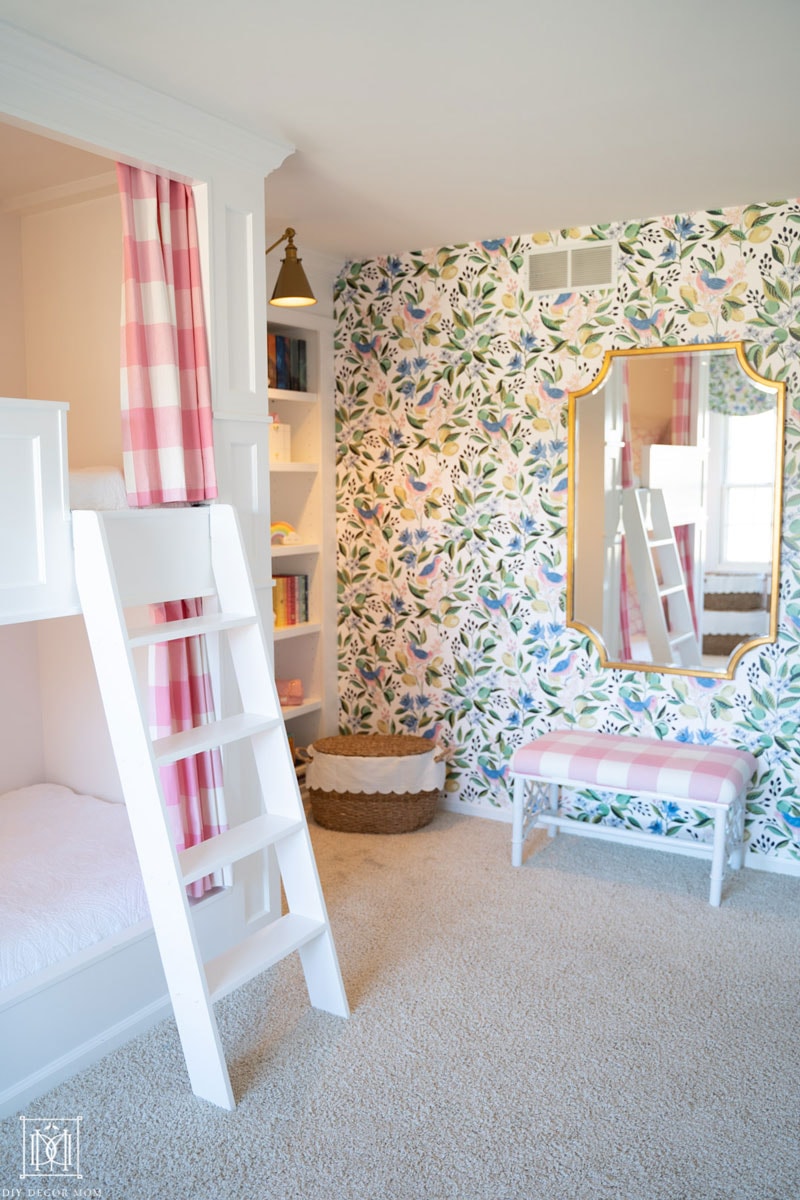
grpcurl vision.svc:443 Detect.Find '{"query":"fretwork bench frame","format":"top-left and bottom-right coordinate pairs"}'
top-left (510, 731), bottom-right (757, 907)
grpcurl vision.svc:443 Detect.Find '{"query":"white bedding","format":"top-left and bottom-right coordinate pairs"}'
top-left (0, 783), bottom-right (149, 987)
top-left (69, 466), bottom-right (128, 511)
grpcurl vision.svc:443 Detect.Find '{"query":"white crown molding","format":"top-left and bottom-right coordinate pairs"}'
top-left (0, 21), bottom-right (293, 183)
top-left (2, 170), bottom-right (119, 216)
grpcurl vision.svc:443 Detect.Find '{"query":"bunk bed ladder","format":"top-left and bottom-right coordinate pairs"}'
top-left (621, 487), bottom-right (702, 668)
top-left (71, 503), bottom-right (348, 1110)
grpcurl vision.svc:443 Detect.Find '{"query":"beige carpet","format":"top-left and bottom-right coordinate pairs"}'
top-left (2, 812), bottom-right (800, 1200)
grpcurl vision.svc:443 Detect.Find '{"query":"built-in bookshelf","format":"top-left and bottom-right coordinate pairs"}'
top-left (268, 311), bottom-right (337, 745)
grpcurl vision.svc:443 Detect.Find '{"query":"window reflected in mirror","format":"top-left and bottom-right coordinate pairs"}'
top-left (567, 343), bottom-right (785, 678)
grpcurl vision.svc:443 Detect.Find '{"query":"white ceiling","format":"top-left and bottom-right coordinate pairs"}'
top-left (1, 1), bottom-right (799, 264)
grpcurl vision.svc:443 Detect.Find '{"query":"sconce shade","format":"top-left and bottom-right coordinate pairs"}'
top-left (268, 228), bottom-right (316, 307)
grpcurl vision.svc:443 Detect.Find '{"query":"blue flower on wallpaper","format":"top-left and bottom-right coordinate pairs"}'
top-left (334, 196), bottom-right (800, 864)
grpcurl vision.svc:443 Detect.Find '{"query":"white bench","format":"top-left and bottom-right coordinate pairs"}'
top-left (510, 730), bottom-right (757, 906)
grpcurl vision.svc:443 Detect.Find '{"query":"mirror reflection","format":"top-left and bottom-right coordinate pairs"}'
top-left (568, 343), bottom-right (784, 677)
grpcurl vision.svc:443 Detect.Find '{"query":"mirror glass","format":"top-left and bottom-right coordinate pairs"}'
top-left (567, 343), bottom-right (784, 678)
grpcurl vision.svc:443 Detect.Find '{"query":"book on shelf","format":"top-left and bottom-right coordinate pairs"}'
top-left (272, 574), bottom-right (309, 627)
top-left (268, 334), bottom-right (307, 392)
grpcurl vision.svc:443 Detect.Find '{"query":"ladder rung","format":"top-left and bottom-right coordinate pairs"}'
top-left (179, 814), bottom-right (304, 885)
top-left (658, 584), bottom-right (684, 598)
top-left (206, 913), bottom-right (326, 1002)
top-left (648, 538), bottom-right (674, 549)
top-left (670, 632), bottom-right (696, 647)
top-left (153, 713), bottom-right (282, 765)
top-left (127, 611), bottom-right (256, 647)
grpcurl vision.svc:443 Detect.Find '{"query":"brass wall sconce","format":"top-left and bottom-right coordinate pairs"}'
top-left (266, 227), bottom-right (316, 307)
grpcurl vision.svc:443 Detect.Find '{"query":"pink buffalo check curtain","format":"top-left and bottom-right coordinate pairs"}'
top-left (672, 354), bottom-right (698, 633)
top-left (118, 165), bottom-right (226, 894)
top-left (619, 360), bottom-right (633, 660)
top-left (116, 164), bottom-right (217, 506)
top-left (148, 599), bottom-right (228, 898)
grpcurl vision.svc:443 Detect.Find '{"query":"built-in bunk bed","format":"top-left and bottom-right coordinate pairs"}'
top-left (0, 398), bottom-right (239, 1116)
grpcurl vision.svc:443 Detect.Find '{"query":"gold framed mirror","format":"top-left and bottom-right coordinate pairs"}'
top-left (567, 342), bottom-right (785, 678)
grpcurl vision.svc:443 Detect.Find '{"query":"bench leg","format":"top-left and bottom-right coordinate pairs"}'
top-left (709, 806), bottom-right (727, 907)
top-left (547, 782), bottom-right (559, 837)
top-left (511, 775), bottom-right (526, 867)
top-left (729, 798), bottom-right (745, 871)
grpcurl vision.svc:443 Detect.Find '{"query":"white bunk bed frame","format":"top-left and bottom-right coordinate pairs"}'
top-left (0, 399), bottom-right (256, 1116)
top-left (0, 23), bottom-right (296, 1114)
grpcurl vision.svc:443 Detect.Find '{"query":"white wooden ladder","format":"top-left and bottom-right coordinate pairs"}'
top-left (622, 487), bottom-right (702, 668)
top-left (71, 503), bottom-right (348, 1110)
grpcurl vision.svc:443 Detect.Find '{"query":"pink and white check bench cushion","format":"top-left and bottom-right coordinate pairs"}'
top-left (511, 730), bottom-right (756, 807)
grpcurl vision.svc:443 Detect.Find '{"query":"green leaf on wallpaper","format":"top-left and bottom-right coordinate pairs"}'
top-left (540, 314), bottom-right (563, 331)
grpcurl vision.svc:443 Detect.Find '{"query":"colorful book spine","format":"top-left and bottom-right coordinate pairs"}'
top-left (267, 335), bottom-right (308, 392)
top-left (267, 334), bottom-right (277, 389)
top-left (272, 575), bottom-right (309, 626)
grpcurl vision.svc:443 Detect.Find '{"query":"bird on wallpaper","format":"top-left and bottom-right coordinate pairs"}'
top-left (478, 756), bottom-right (508, 782)
top-left (538, 562), bottom-right (565, 586)
top-left (352, 334), bottom-right (380, 356)
top-left (407, 471), bottom-right (429, 493)
top-left (421, 723), bottom-right (442, 741)
top-left (481, 239), bottom-right (506, 252)
top-left (417, 555), bottom-right (441, 580)
top-left (356, 662), bottom-right (385, 684)
top-left (407, 637), bottom-right (430, 661)
top-left (779, 807), bottom-right (800, 833)
top-left (550, 292), bottom-right (574, 312)
top-left (626, 310), bottom-right (664, 333)
top-left (404, 298), bottom-right (432, 323)
top-left (551, 475), bottom-right (568, 495)
top-left (538, 380), bottom-right (565, 402)
top-left (620, 686), bottom-right (653, 713)
top-left (479, 590), bottom-right (509, 613)
top-left (696, 267), bottom-right (732, 294)
top-left (479, 414), bottom-right (509, 435)
top-left (354, 501), bottom-right (383, 521)
top-left (416, 382), bottom-right (441, 408)
top-left (549, 651), bottom-right (575, 675)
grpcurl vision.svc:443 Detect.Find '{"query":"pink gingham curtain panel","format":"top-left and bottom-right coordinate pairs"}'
top-left (149, 599), bottom-right (228, 899)
top-left (672, 353), bottom-right (698, 633)
top-left (619, 359), bottom-right (633, 660)
top-left (116, 164), bottom-right (217, 506)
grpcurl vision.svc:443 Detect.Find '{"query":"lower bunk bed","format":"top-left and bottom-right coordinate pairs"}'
top-left (0, 782), bottom-right (241, 1117)
top-left (0, 396), bottom-right (254, 1115)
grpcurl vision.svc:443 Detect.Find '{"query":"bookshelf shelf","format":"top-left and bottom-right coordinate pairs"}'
top-left (268, 311), bottom-right (336, 750)
top-left (273, 622), bottom-right (322, 642)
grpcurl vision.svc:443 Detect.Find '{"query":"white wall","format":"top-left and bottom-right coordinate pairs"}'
top-left (0, 623), bottom-right (45, 792)
top-left (0, 208), bottom-right (27, 397)
top-left (21, 193), bottom-right (122, 468)
top-left (37, 615), bottom-right (123, 802)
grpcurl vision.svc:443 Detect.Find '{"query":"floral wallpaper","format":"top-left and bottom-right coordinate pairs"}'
top-left (333, 199), bottom-right (800, 867)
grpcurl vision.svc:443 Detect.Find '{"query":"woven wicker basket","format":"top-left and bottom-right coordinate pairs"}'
top-left (308, 734), bottom-right (442, 834)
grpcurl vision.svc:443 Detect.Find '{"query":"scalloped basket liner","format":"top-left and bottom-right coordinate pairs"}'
top-left (307, 735), bottom-right (445, 834)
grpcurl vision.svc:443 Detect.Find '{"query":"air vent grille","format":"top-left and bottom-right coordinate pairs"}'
top-left (528, 249), bottom-right (569, 294)
top-left (528, 242), bottom-right (616, 295)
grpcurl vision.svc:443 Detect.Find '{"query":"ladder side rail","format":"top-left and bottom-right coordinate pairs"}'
top-left (72, 510), bottom-right (235, 1109)
top-left (621, 489), bottom-right (673, 662)
top-left (208, 505), bottom-right (349, 1016)
top-left (648, 492), bottom-right (702, 666)
top-left (209, 505), bottom-right (303, 820)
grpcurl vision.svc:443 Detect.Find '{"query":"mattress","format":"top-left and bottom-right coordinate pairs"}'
top-left (0, 783), bottom-right (149, 987)
top-left (69, 466), bottom-right (128, 511)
